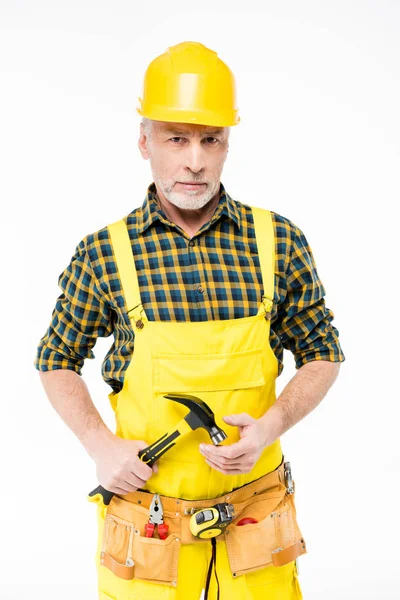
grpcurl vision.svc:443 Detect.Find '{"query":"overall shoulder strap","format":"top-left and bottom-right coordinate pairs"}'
top-left (108, 209), bottom-right (275, 317)
top-left (108, 219), bottom-right (142, 316)
top-left (250, 206), bottom-right (275, 308)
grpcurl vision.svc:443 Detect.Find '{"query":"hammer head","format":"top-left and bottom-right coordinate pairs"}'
top-left (163, 393), bottom-right (227, 445)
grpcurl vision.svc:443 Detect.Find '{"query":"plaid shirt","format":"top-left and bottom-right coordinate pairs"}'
top-left (34, 182), bottom-right (345, 393)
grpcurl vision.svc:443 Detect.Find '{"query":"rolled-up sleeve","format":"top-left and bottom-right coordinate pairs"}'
top-left (274, 223), bottom-right (345, 369)
top-left (34, 236), bottom-right (113, 375)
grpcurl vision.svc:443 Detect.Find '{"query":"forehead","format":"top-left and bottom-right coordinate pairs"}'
top-left (154, 121), bottom-right (225, 136)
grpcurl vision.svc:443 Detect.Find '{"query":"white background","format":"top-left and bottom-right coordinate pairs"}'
top-left (1, 1), bottom-right (399, 598)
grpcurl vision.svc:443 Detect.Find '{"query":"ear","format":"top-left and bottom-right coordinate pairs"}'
top-left (138, 125), bottom-right (150, 160)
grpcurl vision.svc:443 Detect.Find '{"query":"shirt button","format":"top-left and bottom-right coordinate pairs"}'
top-left (197, 286), bottom-right (204, 294)
top-left (189, 240), bottom-right (195, 246)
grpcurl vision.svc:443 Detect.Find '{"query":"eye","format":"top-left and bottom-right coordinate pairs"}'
top-left (205, 137), bottom-right (218, 144)
top-left (170, 137), bottom-right (184, 143)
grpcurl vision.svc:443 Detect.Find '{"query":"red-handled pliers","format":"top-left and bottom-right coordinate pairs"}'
top-left (145, 494), bottom-right (169, 540)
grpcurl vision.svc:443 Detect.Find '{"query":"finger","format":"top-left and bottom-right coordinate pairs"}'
top-left (205, 460), bottom-right (244, 471)
top-left (134, 456), bottom-right (154, 480)
top-left (122, 474), bottom-right (147, 490)
top-left (136, 440), bottom-right (151, 451)
top-left (135, 440), bottom-right (156, 475)
top-left (223, 413), bottom-right (255, 427)
top-left (204, 456), bottom-right (245, 469)
top-left (110, 485), bottom-right (136, 495)
top-left (204, 458), bottom-right (246, 476)
top-left (201, 441), bottom-right (248, 460)
top-left (203, 452), bottom-right (245, 468)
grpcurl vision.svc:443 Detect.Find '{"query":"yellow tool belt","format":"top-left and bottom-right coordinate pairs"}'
top-left (99, 456), bottom-right (307, 586)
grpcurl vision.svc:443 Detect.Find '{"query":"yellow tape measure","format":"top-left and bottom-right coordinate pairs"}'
top-left (189, 503), bottom-right (235, 539)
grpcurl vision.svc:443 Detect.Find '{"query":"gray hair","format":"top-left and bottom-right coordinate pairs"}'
top-left (141, 117), bottom-right (153, 140)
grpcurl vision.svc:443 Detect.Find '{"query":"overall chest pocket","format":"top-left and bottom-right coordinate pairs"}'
top-left (152, 348), bottom-right (266, 393)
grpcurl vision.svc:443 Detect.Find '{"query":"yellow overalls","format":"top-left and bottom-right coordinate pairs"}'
top-left (93, 206), bottom-right (303, 599)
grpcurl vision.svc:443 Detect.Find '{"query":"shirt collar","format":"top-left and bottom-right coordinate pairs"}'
top-left (135, 181), bottom-right (241, 235)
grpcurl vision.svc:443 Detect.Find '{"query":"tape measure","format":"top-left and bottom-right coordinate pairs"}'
top-left (189, 502), bottom-right (235, 539)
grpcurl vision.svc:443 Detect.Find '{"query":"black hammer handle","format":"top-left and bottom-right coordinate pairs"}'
top-left (87, 429), bottom-right (181, 505)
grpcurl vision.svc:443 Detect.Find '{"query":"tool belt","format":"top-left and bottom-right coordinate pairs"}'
top-left (98, 455), bottom-right (307, 587)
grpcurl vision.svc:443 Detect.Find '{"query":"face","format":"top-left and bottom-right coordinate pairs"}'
top-left (138, 120), bottom-right (230, 210)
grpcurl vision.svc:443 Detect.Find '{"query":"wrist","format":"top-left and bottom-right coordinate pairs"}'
top-left (83, 423), bottom-right (115, 461)
top-left (258, 404), bottom-right (284, 447)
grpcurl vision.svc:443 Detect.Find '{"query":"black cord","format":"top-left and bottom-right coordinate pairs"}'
top-left (204, 537), bottom-right (220, 600)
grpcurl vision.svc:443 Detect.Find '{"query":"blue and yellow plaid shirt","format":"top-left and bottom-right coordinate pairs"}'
top-left (35, 182), bottom-right (345, 393)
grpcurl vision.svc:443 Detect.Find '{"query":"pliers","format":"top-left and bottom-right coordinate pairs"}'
top-left (145, 494), bottom-right (169, 540)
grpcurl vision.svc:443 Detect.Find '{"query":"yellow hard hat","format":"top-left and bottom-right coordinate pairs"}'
top-left (137, 41), bottom-right (240, 127)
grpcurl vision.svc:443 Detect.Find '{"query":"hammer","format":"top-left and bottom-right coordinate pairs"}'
top-left (88, 393), bottom-right (227, 505)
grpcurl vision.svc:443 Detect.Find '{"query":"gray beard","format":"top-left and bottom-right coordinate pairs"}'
top-left (163, 192), bottom-right (214, 210)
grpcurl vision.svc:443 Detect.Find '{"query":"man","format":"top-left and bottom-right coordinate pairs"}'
top-left (35, 41), bottom-right (345, 599)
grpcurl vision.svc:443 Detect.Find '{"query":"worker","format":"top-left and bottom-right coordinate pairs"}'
top-left (34, 41), bottom-right (345, 600)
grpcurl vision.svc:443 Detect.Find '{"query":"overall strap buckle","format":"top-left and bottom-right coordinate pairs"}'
top-left (127, 303), bottom-right (146, 330)
top-left (262, 295), bottom-right (274, 320)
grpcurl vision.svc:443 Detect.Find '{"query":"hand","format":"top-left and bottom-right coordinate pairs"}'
top-left (93, 433), bottom-right (158, 494)
top-left (199, 413), bottom-right (267, 475)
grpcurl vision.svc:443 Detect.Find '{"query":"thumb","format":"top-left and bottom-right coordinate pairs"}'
top-left (223, 413), bottom-right (254, 427)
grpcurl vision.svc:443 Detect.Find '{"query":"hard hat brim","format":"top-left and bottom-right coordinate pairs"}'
top-left (137, 102), bottom-right (240, 128)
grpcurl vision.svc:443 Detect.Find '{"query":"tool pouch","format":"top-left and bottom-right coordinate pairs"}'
top-left (96, 460), bottom-right (306, 585)
top-left (99, 495), bottom-right (181, 587)
top-left (225, 479), bottom-right (306, 577)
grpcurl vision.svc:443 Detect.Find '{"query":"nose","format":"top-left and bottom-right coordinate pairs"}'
top-left (184, 141), bottom-right (206, 175)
